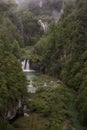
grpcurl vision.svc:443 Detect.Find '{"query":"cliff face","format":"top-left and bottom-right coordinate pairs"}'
top-left (22, 0), bottom-right (76, 22)
top-left (25, 0), bottom-right (64, 23)
top-left (27, 0), bottom-right (63, 14)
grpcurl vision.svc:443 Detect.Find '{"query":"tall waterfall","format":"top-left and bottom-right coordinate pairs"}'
top-left (38, 19), bottom-right (48, 32)
top-left (39, 0), bottom-right (43, 8)
top-left (26, 59), bottom-right (30, 70)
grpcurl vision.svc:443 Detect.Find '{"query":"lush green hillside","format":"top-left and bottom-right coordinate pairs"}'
top-left (0, 1), bottom-right (27, 129)
top-left (32, 0), bottom-right (87, 126)
top-left (0, 0), bottom-right (87, 129)
top-left (12, 75), bottom-right (79, 130)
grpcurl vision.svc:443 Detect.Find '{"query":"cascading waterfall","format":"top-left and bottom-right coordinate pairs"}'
top-left (26, 59), bottom-right (30, 70)
top-left (21, 59), bottom-right (36, 93)
top-left (22, 59), bottom-right (34, 72)
top-left (38, 19), bottom-right (48, 32)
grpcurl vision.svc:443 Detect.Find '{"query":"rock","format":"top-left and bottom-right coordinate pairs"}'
top-left (28, 99), bottom-right (32, 101)
top-left (50, 81), bottom-right (54, 83)
top-left (62, 120), bottom-right (74, 130)
top-left (44, 82), bottom-right (48, 87)
top-left (57, 80), bottom-right (62, 84)
top-left (24, 113), bottom-right (29, 117)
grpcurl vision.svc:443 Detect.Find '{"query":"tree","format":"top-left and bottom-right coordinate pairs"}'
top-left (0, 35), bottom-right (27, 129)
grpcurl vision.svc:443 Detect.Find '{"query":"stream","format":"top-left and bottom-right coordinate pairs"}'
top-left (11, 60), bottom-right (83, 130)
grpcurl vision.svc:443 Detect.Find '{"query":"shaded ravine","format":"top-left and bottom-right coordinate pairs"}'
top-left (67, 90), bottom-right (83, 130)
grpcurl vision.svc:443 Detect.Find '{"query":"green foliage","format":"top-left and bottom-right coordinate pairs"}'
top-left (14, 10), bottom-right (43, 46)
top-left (77, 86), bottom-right (87, 125)
top-left (0, 49), bottom-right (27, 116)
top-left (28, 99), bottom-right (50, 115)
top-left (0, 0), bottom-right (43, 49)
top-left (12, 40), bottom-right (21, 58)
top-left (62, 0), bottom-right (75, 18)
top-left (0, 0), bottom-right (87, 128)
top-left (32, 0), bottom-right (87, 86)
top-left (0, 1), bottom-right (27, 128)
top-left (32, 0), bottom-right (87, 125)
top-left (27, 85), bottom-right (69, 130)
top-left (0, 120), bottom-right (15, 130)
top-left (0, 8), bottom-right (23, 48)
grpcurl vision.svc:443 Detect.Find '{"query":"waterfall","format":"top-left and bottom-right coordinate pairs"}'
top-left (22, 59), bottom-right (34, 72)
top-left (38, 19), bottom-right (48, 32)
top-left (39, 0), bottom-right (43, 8)
top-left (26, 59), bottom-right (30, 70)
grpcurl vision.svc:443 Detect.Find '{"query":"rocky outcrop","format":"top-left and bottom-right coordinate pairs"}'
top-left (31, 61), bottom-right (48, 74)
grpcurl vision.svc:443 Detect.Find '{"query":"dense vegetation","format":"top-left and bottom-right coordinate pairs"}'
top-left (0, 1), bottom-right (27, 129)
top-left (27, 0), bottom-right (63, 22)
top-left (12, 75), bottom-right (79, 130)
top-left (32, 0), bottom-right (87, 126)
top-left (0, 0), bottom-right (87, 129)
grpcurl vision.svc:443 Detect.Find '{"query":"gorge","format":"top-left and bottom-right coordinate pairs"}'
top-left (0, 0), bottom-right (87, 130)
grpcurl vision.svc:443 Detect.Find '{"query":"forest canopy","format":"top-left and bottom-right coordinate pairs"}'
top-left (0, 0), bottom-right (87, 129)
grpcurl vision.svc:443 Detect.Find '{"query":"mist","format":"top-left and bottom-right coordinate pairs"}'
top-left (6, 0), bottom-right (63, 7)
top-left (0, 0), bottom-right (68, 9)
